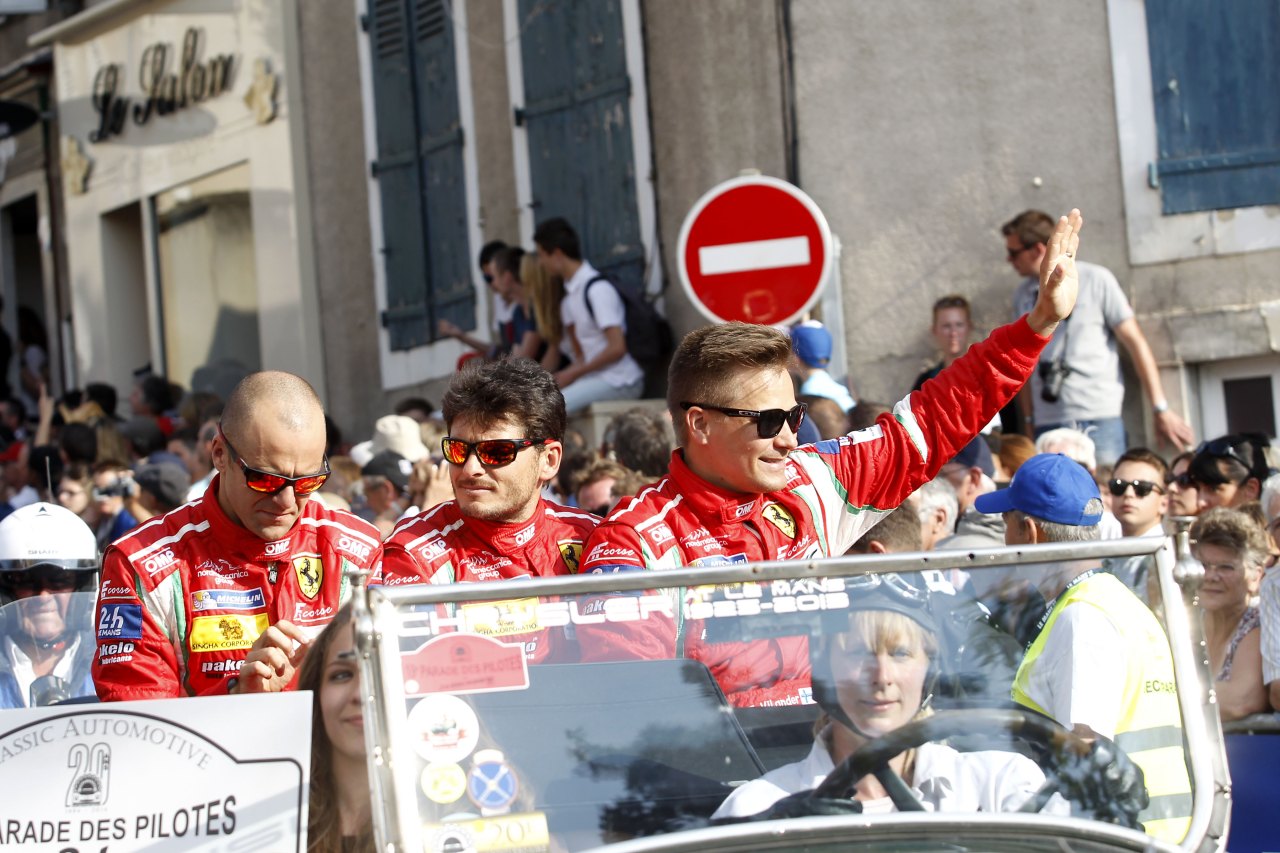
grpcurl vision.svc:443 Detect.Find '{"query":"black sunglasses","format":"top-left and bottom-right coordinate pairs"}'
top-left (221, 431), bottom-right (330, 496)
top-left (1006, 243), bottom-right (1038, 260)
top-left (441, 437), bottom-right (547, 467)
top-left (1108, 478), bottom-right (1164, 498)
top-left (1195, 436), bottom-right (1265, 475)
top-left (1165, 471), bottom-right (1195, 489)
top-left (680, 402), bottom-right (808, 439)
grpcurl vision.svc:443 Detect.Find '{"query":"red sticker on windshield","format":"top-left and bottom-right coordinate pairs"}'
top-left (402, 633), bottom-right (530, 696)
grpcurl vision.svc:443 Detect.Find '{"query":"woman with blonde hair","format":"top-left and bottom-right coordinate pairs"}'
top-left (297, 605), bottom-right (374, 852)
top-left (1191, 507), bottom-right (1269, 721)
top-left (519, 252), bottom-right (568, 372)
top-left (714, 575), bottom-right (1059, 818)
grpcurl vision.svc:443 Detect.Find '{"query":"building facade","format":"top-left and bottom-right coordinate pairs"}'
top-left (30, 0), bottom-right (1280, 445)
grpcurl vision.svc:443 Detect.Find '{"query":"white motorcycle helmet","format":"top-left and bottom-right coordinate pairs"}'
top-left (0, 502), bottom-right (100, 607)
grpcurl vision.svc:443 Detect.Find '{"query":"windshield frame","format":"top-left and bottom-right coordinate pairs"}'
top-left (350, 528), bottom-right (1228, 853)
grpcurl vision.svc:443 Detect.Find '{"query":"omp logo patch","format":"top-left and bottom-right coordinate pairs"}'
top-left (648, 524), bottom-right (674, 545)
top-left (513, 524), bottom-right (535, 547)
top-left (189, 613), bottom-right (268, 652)
top-left (419, 539), bottom-right (449, 561)
top-left (190, 588), bottom-right (266, 612)
top-left (293, 555), bottom-right (323, 599)
top-left (336, 534), bottom-right (372, 561)
top-left (140, 549), bottom-right (176, 575)
top-left (264, 539), bottom-right (290, 557)
top-left (97, 604), bottom-right (142, 640)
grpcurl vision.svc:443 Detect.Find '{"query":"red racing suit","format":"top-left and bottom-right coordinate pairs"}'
top-left (93, 476), bottom-right (382, 700)
top-left (375, 498), bottom-right (597, 663)
top-left (578, 318), bottom-right (1049, 706)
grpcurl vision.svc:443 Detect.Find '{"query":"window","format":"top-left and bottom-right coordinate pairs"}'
top-left (505, 0), bottom-right (659, 300)
top-left (1145, 0), bottom-right (1280, 215)
top-left (1107, 0), bottom-right (1280, 264)
top-left (366, 0), bottom-right (474, 351)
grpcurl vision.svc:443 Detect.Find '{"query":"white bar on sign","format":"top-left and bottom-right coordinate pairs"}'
top-left (698, 236), bottom-right (810, 276)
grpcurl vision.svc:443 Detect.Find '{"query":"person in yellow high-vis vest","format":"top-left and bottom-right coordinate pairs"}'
top-left (976, 453), bottom-right (1192, 843)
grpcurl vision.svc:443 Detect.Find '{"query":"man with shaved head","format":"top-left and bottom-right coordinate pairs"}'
top-left (94, 371), bottom-right (381, 700)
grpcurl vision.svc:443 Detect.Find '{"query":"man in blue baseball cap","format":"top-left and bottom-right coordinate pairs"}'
top-left (976, 453), bottom-right (1190, 841)
top-left (790, 321), bottom-right (856, 414)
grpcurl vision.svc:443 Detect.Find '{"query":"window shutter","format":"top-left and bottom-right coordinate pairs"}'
top-left (1146, 0), bottom-right (1280, 214)
top-left (518, 0), bottom-right (645, 297)
top-left (412, 0), bottom-right (475, 333)
top-left (368, 0), bottom-right (431, 350)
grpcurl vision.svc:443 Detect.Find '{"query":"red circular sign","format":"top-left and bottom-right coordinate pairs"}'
top-left (677, 176), bottom-right (832, 325)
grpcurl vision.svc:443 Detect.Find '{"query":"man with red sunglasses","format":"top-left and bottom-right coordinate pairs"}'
top-left (375, 358), bottom-right (595, 662)
top-left (93, 371), bottom-right (382, 700)
top-left (575, 211), bottom-right (1085, 707)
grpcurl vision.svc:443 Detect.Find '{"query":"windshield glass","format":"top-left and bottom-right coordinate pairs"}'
top-left (0, 590), bottom-right (98, 709)
top-left (361, 541), bottom-right (1201, 853)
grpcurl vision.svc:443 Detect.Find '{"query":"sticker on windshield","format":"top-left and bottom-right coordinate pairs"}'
top-left (409, 694), bottom-right (480, 765)
top-left (421, 762), bottom-right (467, 805)
top-left (423, 811), bottom-right (550, 853)
top-left (467, 749), bottom-right (518, 814)
top-left (402, 633), bottom-right (530, 696)
top-left (460, 599), bottom-right (541, 637)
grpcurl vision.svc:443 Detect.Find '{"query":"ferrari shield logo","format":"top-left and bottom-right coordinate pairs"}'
top-left (762, 503), bottom-right (797, 539)
top-left (558, 542), bottom-right (583, 574)
top-left (293, 554), bottom-right (323, 599)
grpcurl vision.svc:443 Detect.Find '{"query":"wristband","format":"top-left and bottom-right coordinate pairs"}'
top-left (1153, 401), bottom-right (1170, 414)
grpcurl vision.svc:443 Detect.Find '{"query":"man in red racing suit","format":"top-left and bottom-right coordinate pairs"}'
top-left (577, 210), bottom-right (1084, 707)
top-left (376, 358), bottom-right (596, 663)
top-left (93, 372), bottom-right (381, 700)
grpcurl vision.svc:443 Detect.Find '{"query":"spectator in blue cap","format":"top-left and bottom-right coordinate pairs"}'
top-left (976, 453), bottom-right (1191, 839)
top-left (790, 321), bottom-right (856, 414)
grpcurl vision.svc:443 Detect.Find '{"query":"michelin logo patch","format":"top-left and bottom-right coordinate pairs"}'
top-left (97, 604), bottom-right (143, 640)
top-left (191, 588), bottom-right (266, 612)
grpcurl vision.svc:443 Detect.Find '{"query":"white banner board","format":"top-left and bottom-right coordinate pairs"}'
top-left (0, 692), bottom-right (311, 852)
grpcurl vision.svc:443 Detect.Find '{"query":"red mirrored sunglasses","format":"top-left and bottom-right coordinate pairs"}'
top-left (221, 431), bottom-right (330, 496)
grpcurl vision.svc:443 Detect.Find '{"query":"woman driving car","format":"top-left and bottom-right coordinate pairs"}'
top-left (713, 573), bottom-right (1064, 818)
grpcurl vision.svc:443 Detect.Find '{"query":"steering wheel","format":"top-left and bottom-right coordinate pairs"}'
top-left (809, 708), bottom-right (1144, 828)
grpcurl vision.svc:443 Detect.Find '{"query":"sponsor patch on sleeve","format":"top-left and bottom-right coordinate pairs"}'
top-left (97, 604), bottom-right (143, 640)
top-left (190, 588), bottom-right (266, 612)
top-left (189, 613), bottom-right (268, 653)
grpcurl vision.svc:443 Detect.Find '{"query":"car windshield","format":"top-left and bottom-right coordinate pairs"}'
top-left (354, 533), bottom-right (1220, 853)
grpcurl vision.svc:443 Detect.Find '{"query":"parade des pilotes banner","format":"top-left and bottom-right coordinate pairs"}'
top-left (0, 693), bottom-right (311, 852)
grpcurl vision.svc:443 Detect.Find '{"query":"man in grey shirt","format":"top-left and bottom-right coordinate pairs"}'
top-left (1002, 210), bottom-right (1193, 467)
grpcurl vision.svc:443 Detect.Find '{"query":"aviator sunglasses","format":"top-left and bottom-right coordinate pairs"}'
top-left (1107, 478), bottom-right (1164, 499)
top-left (220, 431), bottom-right (330, 496)
top-left (680, 402), bottom-right (808, 439)
top-left (441, 437), bottom-right (548, 467)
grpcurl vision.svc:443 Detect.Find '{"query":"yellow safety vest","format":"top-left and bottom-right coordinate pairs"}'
top-left (1013, 572), bottom-right (1192, 843)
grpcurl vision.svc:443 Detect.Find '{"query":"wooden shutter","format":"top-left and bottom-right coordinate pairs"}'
top-left (518, 0), bottom-right (645, 296)
top-left (412, 0), bottom-right (475, 333)
top-left (1146, 0), bottom-right (1280, 214)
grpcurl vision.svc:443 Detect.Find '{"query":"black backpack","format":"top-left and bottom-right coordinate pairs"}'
top-left (584, 274), bottom-right (674, 374)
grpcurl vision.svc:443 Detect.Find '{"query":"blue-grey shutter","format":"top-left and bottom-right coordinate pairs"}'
top-left (518, 0), bottom-right (645, 297)
top-left (1146, 0), bottom-right (1280, 214)
top-left (368, 0), bottom-right (431, 350)
top-left (412, 0), bottom-right (475, 333)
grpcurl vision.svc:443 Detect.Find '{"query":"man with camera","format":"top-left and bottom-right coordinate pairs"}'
top-left (1001, 210), bottom-right (1193, 467)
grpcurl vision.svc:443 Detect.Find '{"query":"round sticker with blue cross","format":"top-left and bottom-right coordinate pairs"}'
top-left (467, 749), bottom-right (518, 813)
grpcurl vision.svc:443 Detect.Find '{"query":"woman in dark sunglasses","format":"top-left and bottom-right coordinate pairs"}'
top-left (1165, 451), bottom-right (1199, 517)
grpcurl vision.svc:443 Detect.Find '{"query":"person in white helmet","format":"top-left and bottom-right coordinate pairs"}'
top-left (0, 502), bottom-right (99, 708)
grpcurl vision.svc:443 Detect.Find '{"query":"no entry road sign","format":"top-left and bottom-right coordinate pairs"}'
top-left (677, 175), bottom-right (833, 326)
